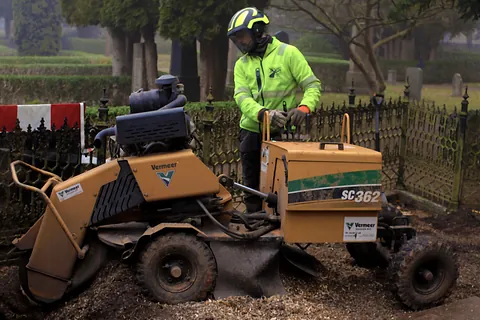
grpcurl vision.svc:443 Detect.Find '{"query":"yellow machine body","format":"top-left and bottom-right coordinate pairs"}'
top-left (12, 149), bottom-right (231, 302)
top-left (259, 140), bottom-right (382, 244)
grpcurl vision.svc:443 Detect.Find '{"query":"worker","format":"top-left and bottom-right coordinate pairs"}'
top-left (227, 7), bottom-right (322, 213)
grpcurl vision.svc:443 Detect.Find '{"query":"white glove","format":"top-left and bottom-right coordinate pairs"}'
top-left (268, 110), bottom-right (287, 128)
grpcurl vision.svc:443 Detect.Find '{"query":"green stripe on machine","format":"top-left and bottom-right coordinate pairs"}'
top-left (288, 170), bottom-right (382, 193)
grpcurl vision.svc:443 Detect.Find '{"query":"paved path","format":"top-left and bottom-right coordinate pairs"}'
top-left (398, 296), bottom-right (480, 320)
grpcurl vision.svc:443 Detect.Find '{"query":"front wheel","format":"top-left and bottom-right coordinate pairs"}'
top-left (136, 232), bottom-right (217, 304)
top-left (388, 236), bottom-right (459, 310)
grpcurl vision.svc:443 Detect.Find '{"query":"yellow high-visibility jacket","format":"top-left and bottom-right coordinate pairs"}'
top-left (233, 37), bottom-right (322, 133)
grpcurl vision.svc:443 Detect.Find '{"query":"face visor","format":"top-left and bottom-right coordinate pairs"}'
top-left (229, 28), bottom-right (256, 54)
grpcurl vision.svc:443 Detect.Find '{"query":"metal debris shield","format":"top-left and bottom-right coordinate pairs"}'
top-left (209, 238), bottom-right (287, 299)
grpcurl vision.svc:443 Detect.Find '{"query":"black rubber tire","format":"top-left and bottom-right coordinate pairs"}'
top-left (346, 242), bottom-right (390, 269)
top-left (388, 236), bottom-right (459, 310)
top-left (136, 232), bottom-right (217, 304)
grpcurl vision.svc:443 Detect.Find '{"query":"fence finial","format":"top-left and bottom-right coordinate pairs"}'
top-left (98, 88), bottom-right (110, 122)
top-left (404, 77), bottom-right (410, 100)
top-left (349, 80), bottom-right (356, 106)
top-left (461, 85), bottom-right (469, 113)
top-left (206, 86), bottom-right (214, 113)
top-left (207, 86), bottom-right (214, 104)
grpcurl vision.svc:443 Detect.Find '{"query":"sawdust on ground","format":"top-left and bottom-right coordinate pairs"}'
top-left (1, 208), bottom-right (480, 320)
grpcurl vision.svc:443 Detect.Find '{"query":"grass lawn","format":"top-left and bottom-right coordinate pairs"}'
top-left (157, 53), bottom-right (171, 71)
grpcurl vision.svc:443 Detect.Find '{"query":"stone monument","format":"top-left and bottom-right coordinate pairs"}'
top-left (405, 67), bottom-right (423, 101)
top-left (387, 69), bottom-right (397, 85)
top-left (452, 73), bottom-right (463, 97)
top-left (169, 38), bottom-right (201, 102)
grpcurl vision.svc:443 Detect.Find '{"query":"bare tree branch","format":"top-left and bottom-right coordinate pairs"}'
top-left (267, 0), bottom-right (449, 92)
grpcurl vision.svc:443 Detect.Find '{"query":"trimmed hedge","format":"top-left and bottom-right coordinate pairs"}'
top-left (306, 57), bottom-right (349, 93)
top-left (379, 51), bottom-right (480, 84)
top-left (0, 75), bottom-right (131, 106)
top-left (85, 101), bottom-right (238, 121)
top-left (0, 55), bottom-right (111, 65)
top-left (0, 64), bottom-right (112, 76)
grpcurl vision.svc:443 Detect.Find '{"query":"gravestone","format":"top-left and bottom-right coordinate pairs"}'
top-left (452, 73), bottom-right (463, 97)
top-left (132, 43), bottom-right (147, 92)
top-left (170, 39), bottom-right (201, 102)
top-left (405, 67), bottom-right (423, 101)
top-left (387, 69), bottom-right (397, 85)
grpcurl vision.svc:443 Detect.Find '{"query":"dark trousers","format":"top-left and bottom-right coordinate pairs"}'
top-left (239, 129), bottom-right (282, 213)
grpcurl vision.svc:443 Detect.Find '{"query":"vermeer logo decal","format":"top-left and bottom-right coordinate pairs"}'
top-left (157, 170), bottom-right (175, 187)
top-left (151, 163), bottom-right (176, 170)
top-left (343, 216), bottom-right (377, 242)
top-left (56, 183), bottom-right (83, 202)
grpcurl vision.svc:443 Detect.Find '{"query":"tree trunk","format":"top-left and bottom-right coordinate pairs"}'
top-left (4, 18), bottom-right (11, 39)
top-left (466, 31), bottom-right (473, 48)
top-left (199, 32), bottom-right (229, 101)
top-left (338, 36), bottom-right (350, 60)
top-left (348, 47), bottom-right (377, 93)
top-left (126, 31), bottom-right (141, 77)
top-left (142, 24), bottom-right (158, 89)
top-left (429, 46), bottom-right (437, 61)
top-left (363, 27), bottom-right (386, 93)
top-left (109, 28), bottom-right (128, 76)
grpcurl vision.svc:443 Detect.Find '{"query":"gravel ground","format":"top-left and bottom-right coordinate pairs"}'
top-left (1, 208), bottom-right (480, 320)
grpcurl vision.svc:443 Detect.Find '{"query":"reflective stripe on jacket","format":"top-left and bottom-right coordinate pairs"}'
top-left (233, 37), bottom-right (322, 133)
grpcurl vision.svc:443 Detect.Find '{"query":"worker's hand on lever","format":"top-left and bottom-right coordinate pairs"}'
top-left (286, 105), bottom-right (309, 126)
top-left (268, 110), bottom-right (288, 128)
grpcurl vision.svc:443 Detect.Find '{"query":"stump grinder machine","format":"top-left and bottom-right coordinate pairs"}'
top-left (9, 75), bottom-right (459, 311)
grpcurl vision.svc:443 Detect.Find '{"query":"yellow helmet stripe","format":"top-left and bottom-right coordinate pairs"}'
top-left (234, 10), bottom-right (250, 28)
top-left (228, 7), bottom-right (268, 32)
top-left (228, 9), bottom-right (246, 31)
top-left (247, 16), bottom-right (269, 28)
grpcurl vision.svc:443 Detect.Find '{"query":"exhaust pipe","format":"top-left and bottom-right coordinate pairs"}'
top-left (93, 127), bottom-right (116, 149)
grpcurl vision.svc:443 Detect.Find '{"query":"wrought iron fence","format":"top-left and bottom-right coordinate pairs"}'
top-left (460, 109), bottom-right (480, 207)
top-left (0, 83), bottom-right (479, 266)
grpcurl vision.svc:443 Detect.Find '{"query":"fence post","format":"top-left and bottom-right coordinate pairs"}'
top-left (202, 86), bottom-right (214, 166)
top-left (347, 80), bottom-right (356, 144)
top-left (396, 78), bottom-right (410, 189)
top-left (450, 86), bottom-right (469, 210)
top-left (97, 88), bottom-right (110, 164)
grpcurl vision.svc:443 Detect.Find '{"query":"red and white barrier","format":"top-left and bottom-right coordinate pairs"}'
top-left (0, 102), bottom-right (89, 156)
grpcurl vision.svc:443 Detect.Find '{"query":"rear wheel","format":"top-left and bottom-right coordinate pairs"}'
top-left (388, 236), bottom-right (459, 310)
top-left (136, 232), bottom-right (217, 304)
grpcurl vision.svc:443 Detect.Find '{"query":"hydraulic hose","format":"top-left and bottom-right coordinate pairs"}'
top-left (196, 199), bottom-right (278, 240)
